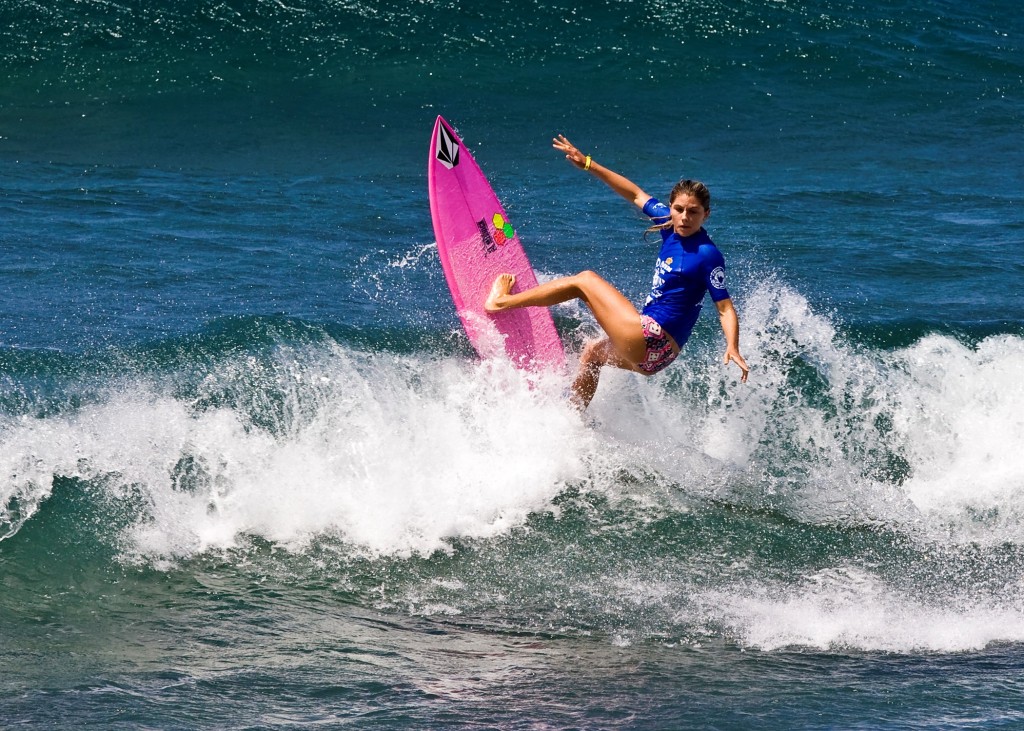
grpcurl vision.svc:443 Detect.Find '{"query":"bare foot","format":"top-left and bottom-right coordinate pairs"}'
top-left (484, 273), bottom-right (516, 312)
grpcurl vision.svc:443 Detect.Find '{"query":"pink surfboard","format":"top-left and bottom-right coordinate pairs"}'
top-left (428, 116), bottom-right (565, 370)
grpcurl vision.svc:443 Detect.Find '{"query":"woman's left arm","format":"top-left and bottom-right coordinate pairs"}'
top-left (715, 298), bottom-right (749, 382)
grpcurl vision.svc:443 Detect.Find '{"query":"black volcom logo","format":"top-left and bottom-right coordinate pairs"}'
top-left (476, 219), bottom-right (497, 256)
top-left (436, 124), bottom-right (460, 169)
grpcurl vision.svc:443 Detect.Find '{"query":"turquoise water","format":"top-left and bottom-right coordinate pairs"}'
top-left (2, 1), bottom-right (1024, 727)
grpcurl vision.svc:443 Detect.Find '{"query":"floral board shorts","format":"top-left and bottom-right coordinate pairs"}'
top-left (637, 315), bottom-right (679, 375)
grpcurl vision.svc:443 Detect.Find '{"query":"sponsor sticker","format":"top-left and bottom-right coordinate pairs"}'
top-left (435, 124), bottom-right (460, 169)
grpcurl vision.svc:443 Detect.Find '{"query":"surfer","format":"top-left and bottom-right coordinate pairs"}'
top-left (485, 134), bottom-right (749, 409)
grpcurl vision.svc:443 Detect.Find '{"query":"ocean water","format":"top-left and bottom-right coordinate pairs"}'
top-left (2, 0), bottom-right (1024, 728)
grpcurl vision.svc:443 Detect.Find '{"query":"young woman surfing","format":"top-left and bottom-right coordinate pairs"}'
top-left (484, 134), bottom-right (749, 409)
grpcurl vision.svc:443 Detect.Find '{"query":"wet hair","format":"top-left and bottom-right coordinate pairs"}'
top-left (669, 179), bottom-right (711, 211)
top-left (645, 179), bottom-right (711, 238)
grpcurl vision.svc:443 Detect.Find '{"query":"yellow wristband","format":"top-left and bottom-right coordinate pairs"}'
top-left (584, 155), bottom-right (592, 171)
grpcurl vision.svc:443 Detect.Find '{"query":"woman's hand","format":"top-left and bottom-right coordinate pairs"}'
top-left (723, 347), bottom-right (750, 383)
top-left (553, 134), bottom-right (588, 169)
top-left (552, 134), bottom-right (649, 206)
top-left (716, 298), bottom-right (750, 383)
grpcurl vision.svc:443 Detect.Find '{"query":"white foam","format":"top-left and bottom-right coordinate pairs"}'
top-left (893, 334), bottom-right (1024, 543)
top-left (604, 281), bottom-right (1024, 544)
top-left (700, 567), bottom-right (1024, 653)
top-left (1, 346), bottom-right (592, 560)
top-left (3, 280), bottom-right (1024, 569)
top-left (575, 280), bottom-right (921, 531)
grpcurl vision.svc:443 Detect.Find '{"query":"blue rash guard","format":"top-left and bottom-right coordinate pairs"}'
top-left (640, 197), bottom-right (730, 346)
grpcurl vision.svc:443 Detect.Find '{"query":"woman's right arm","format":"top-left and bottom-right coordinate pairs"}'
top-left (552, 134), bottom-right (651, 209)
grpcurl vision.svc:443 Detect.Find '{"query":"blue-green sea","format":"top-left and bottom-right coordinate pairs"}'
top-left (3, 1), bottom-right (1024, 728)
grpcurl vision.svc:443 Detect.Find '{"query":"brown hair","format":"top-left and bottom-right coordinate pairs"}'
top-left (645, 179), bottom-right (711, 238)
top-left (669, 179), bottom-right (711, 210)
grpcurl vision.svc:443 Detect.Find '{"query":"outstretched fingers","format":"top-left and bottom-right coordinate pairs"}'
top-left (552, 134), bottom-right (584, 167)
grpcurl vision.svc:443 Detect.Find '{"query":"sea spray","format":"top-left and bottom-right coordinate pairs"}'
top-left (7, 280), bottom-right (1024, 566)
top-left (894, 333), bottom-right (1024, 543)
top-left (1, 341), bottom-right (588, 560)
